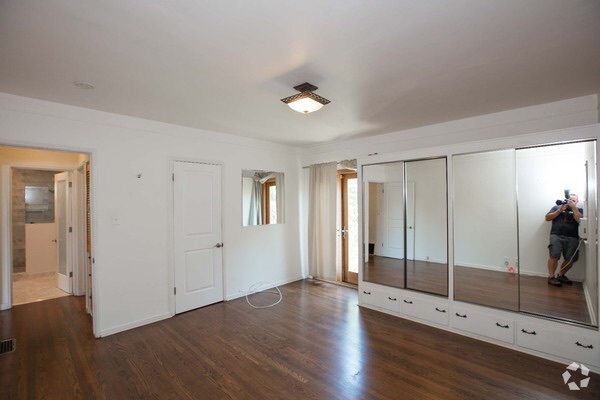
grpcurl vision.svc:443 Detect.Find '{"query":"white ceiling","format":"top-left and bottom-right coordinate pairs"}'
top-left (1, 1), bottom-right (599, 146)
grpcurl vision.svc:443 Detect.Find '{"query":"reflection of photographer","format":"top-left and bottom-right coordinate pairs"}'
top-left (545, 191), bottom-right (583, 287)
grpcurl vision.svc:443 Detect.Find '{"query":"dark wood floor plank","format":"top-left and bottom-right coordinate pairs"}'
top-left (1, 279), bottom-right (598, 400)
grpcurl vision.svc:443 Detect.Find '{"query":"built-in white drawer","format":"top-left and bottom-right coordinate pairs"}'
top-left (359, 285), bottom-right (401, 313)
top-left (517, 321), bottom-right (600, 368)
top-left (452, 306), bottom-right (514, 344)
top-left (401, 295), bottom-right (449, 326)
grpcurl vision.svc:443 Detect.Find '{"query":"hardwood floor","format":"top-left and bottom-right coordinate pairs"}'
top-left (366, 256), bottom-right (592, 325)
top-left (1, 279), bottom-right (598, 399)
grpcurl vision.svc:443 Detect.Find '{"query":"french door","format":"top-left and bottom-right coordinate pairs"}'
top-left (340, 171), bottom-right (358, 284)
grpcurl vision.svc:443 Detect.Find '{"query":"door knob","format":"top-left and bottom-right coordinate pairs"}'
top-left (214, 243), bottom-right (223, 248)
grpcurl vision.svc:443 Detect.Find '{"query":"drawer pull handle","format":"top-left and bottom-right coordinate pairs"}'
top-left (363, 291), bottom-right (372, 295)
top-left (435, 307), bottom-right (446, 313)
top-left (495, 323), bottom-right (509, 329)
top-left (388, 297), bottom-right (397, 301)
top-left (521, 329), bottom-right (536, 335)
top-left (455, 313), bottom-right (467, 318)
top-left (403, 300), bottom-right (413, 304)
top-left (575, 341), bottom-right (594, 349)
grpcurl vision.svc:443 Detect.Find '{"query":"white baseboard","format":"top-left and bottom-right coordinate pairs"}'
top-left (97, 312), bottom-right (171, 338)
top-left (455, 263), bottom-right (553, 278)
top-left (225, 275), bottom-right (307, 301)
top-left (0, 302), bottom-right (9, 311)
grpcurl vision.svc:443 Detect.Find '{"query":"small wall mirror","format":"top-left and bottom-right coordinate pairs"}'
top-left (242, 170), bottom-right (285, 226)
top-left (25, 186), bottom-right (50, 212)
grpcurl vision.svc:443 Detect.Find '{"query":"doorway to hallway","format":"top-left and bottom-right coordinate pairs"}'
top-left (0, 145), bottom-right (93, 317)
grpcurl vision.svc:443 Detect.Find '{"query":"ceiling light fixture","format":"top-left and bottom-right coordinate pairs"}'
top-left (280, 82), bottom-right (330, 114)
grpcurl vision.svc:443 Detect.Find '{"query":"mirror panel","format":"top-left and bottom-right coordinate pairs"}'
top-left (453, 141), bottom-right (598, 327)
top-left (242, 170), bottom-right (284, 226)
top-left (363, 162), bottom-right (405, 288)
top-left (405, 158), bottom-right (448, 296)
top-left (517, 141), bottom-right (597, 326)
top-left (453, 149), bottom-right (519, 311)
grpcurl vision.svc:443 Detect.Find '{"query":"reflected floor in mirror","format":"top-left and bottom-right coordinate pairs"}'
top-left (520, 274), bottom-right (591, 325)
top-left (363, 256), bottom-right (447, 296)
top-left (454, 266), bottom-right (592, 325)
top-left (454, 266), bottom-right (519, 311)
top-left (363, 255), bottom-right (404, 288)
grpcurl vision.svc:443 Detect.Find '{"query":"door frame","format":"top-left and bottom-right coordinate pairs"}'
top-left (168, 157), bottom-right (226, 316)
top-left (0, 143), bottom-right (98, 337)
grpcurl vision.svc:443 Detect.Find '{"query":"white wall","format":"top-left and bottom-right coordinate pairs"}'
top-left (517, 141), bottom-right (594, 280)
top-left (0, 146), bottom-right (81, 168)
top-left (454, 150), bottom-right (518, 270)
top-left (406, 158), bottom-right (447, 263)
top-left (0, 92), bottom-right (303, 337)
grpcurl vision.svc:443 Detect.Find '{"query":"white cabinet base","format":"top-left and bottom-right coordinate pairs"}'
top-left (359, 282), bottom-right (600, 372)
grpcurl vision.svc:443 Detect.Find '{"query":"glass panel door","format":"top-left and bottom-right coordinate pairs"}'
top-left (342, 172), bottom-right (358, 284)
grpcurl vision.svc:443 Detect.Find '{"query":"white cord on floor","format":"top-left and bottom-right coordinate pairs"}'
top-left (245, 281), bottom-right (282, 309)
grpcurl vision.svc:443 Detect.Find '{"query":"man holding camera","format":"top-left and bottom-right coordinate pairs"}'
top-left (545, 192), bottom-right (583, 287)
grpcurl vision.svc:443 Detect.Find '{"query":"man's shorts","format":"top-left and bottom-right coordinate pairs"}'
top-left (548, 234), bottom-right (579, 262)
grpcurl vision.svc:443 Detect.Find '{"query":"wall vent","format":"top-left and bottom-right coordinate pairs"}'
top-left (0, 338), bottom-right (16, 355)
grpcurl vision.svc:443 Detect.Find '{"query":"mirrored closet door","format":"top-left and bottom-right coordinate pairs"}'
top-left (405, 158), bottom-right (448, 296)
top-left (453, 140), bottom-right (598, 327)
top-left (363, 162), bottom-right (405, 288)
top-left (516, 141), bottom-right (597, 325)
top-left (453, 149), bottom-right (519, 311)
top-left (362, 158), bottom-right (448, 297)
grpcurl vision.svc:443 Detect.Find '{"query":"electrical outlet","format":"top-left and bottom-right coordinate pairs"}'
top-left (504, 257), bottom-right (509, 266)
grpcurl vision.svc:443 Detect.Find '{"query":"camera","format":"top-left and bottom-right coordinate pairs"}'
top-left (555, 189), bottom-right (571, 206)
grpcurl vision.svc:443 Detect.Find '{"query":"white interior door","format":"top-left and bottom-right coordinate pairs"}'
top-left (383, 182), bottom-right (404, 258)
top-left (174, 161), bottom-right (223, 314)
top-left (55, 171), bottom-right (72, 294)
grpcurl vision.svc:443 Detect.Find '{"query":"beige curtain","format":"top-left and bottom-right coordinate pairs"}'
top-left (308, 162), bottom-right (337, 280)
